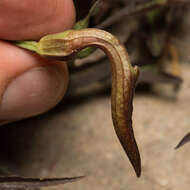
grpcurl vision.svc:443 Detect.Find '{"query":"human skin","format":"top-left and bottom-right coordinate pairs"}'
top-left (0, 0), bottom-right (76, 124)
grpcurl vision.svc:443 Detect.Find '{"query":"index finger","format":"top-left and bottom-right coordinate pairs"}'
top-left (0, 0), bottom-right (76, 40)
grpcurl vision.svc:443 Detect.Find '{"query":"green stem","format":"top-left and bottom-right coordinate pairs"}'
top-left (14, 40), bottom-right (38, 52)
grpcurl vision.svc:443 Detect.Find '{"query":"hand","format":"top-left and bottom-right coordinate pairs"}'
top-left (0, 0), bottom-right (76, 125)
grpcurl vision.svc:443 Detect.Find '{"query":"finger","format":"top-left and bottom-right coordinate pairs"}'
top-left (0, 41), bottom-right (69, 122)
top-left (0, 0), bottom-right (76, 40)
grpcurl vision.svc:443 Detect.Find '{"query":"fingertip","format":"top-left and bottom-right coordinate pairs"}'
top-left (0, 65), bottom-right (68, 120)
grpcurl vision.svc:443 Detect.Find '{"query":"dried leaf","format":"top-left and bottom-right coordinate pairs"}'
top-left (138, 70), bottom-right (183, 86)
top-left (0, 176), bottom-right (84, 189)
top-left (175, 132), bottom-right (190, 149)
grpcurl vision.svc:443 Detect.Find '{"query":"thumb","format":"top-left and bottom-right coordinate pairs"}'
top-left (0, 41), bottom-right (68, 124)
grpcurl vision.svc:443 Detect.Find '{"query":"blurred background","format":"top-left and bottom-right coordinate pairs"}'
top-left (1, 0), bottom-right (190, 189)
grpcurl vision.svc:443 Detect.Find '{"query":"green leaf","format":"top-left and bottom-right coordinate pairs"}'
top-left (73, 0), bottom-right (102, 30)
top-left (77, 47), bottom-right (96, 59)
top-left (88, 0), bottom-right (102, 18)
top-left (73, 0), bottom-right (102, 58)
top-left (73, 17), bottom-right (89, 30)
